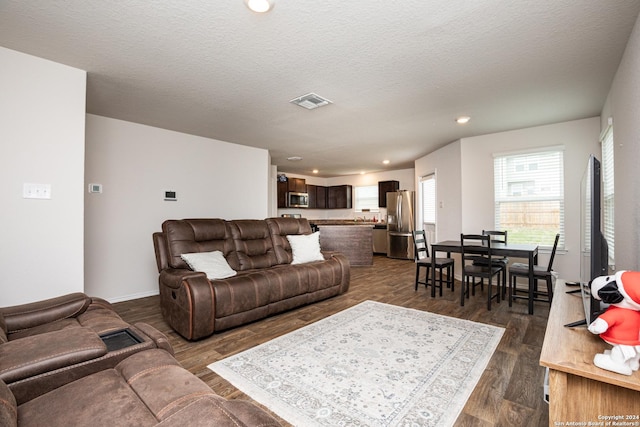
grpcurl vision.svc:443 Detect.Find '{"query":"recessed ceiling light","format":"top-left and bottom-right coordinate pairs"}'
top-left (287, 156), bottom-right (303, 161)
top-left (456, 116), bottom-right (471, 124)
top-left (382, 160), bottom-right (390, 165)
top-left (312, 169), bottom-right (319, 174)
top-left (245, 0), bottom-right (274, 13)
top-left (360, 171), bottom-right (366, 175)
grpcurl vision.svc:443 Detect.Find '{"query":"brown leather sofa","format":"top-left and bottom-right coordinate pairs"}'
top-left (0, 293), bottom-right (172, 404)
top-left (153, 217), bottom-right (350, 340)
top-left (0, 348), bottom-right (282, 427)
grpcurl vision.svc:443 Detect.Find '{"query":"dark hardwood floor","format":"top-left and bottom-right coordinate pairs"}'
top-left (114, 255), bottom-right (550, 426)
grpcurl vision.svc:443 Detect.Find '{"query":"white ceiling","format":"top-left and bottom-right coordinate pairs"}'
top-left (1, 1), bottom-right (639, 177)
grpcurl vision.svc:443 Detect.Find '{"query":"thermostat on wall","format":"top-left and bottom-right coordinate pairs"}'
top-left (88, 183), bottom-right (102, 193)
top-left (164, 190), bottom-right (177, 201)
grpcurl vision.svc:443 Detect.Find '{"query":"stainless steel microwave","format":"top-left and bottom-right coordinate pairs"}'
top-left (287, 192), bottom-right (309, 208)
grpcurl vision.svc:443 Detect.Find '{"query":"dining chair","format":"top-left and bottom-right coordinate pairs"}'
top-left (460, 233), bottom-right (505, 310)
top-left (473, 230), bottom-right (509, 297)
top-left (412, 230), bottom-right (454, 297)
top-left (508, 233), bottom-right (560, 311)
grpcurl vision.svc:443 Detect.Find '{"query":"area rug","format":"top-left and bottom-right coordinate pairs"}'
top-left (208, 301), bottom-right (504, 426)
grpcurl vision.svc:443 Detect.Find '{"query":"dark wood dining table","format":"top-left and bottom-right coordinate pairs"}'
top-left (430, 240), bottom-right (539, 314)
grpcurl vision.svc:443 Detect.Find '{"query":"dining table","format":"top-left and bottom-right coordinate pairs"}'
top-left (430, 240), bottom-right (539, 314)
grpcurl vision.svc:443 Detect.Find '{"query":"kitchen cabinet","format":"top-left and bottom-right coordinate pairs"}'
top-left (327, 185), bottom-right (352, 209)
top-left (288, 178), bottom-right (306, 193)
top-left (378, 180), bottom-right (399, 207)
top-left (277, 179), bottom-right (350, 210)
top-left (277, 181), bottom-right (287, 208)
top-left (307, 184), bottom-right (327, 209)
top-left (277, 178), bottom-right (307, 208)
top-left (316, 185), bottom-right (327, 209)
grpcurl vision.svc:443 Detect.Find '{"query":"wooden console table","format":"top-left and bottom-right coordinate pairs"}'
top-left (540, 281), bottom-right (640, 426)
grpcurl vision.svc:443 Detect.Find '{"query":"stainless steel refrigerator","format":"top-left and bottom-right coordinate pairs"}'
top-left (386, 190), bottom-right (415, 259)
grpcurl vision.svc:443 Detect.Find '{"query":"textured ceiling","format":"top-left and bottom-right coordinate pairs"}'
top-left (1, 1), bottom-right (639, 176)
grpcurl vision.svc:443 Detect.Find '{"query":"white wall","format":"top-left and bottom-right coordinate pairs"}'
top-left (0, 47), bottom-right (86, 306)
top-left (601, 12), bottom-right (640, 272)
top-left (414, 118), bottom-right (601, 280)
top-left (84, 115), bottom-right (270, 302)
top-left (414, 140), bottom-right (463, 242)
top-left (277, 168), bottom-right (415, 220)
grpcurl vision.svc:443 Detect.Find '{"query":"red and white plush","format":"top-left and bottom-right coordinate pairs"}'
top-left (587, 270), bottom-right (640, 375)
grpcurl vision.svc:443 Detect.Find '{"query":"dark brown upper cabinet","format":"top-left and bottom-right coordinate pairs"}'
top-left (378, 180), bottom-right (399, 207)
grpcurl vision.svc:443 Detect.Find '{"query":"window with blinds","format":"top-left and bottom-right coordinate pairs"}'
top-left (494, 148), bottom-right (564, 249)
top-left (601, 123), bottom-right (615, 269)
top-left (421, 174), bottom-right (436, 224)
top-left (354, 185), bottom-right (379, 212)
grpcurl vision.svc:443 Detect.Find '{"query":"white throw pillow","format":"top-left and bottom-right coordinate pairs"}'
top-left (181, 251), bottom-right (237, 280)
top-left (286, 232), bottom-right (324, 264)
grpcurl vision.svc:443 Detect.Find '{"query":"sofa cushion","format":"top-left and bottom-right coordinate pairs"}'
top-left (18, 368), bottom-right (158, 426)
top-left (1, 293), bottom-right (91, 335)
top-left (16, 349), bottom-right (281, 427)
top-left (115, 349), bottom-right (218, 421)
top-left (228, 220), bottom-right (278, 270)
top-left (7, 318), bottom-right (80, 341)
top-left (162, 219), bottom-right (240, 271)
top-left (266, 217), bottom-right (313, 264)
top-left (181, 251), bottom-right (237, 280)
top-left (0, 327), bottom-right (107, 384)
top-left (7, 302), bottom-right (131, 342)
top-left (287, 232), bottom-right (324, 264)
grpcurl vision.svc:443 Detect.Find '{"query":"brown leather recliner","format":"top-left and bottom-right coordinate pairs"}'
top-left (0, 348), bottom-right (282, 427)
top-left (0, 293), bottom-right (172, 404)
top-left (153, 217), bottom-right (350, 340)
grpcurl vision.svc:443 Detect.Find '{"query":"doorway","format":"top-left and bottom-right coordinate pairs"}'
top-left (420, 173), bottom-right (437, 246)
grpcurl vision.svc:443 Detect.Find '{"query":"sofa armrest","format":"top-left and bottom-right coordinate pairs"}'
top-left (132, 322), bottom-right (174, 356)
top-left (1, 293), bottom-right (91, 334)
top-left (158, 273), bottom-right (215, 340)
top-left (0, 327), bottom-right (107, 383)
top-left (321, 250), bottom-right (340, 260)
top-left (159, 269), bottom-right (206, 289)
top-left (325, 251), bottom-right (351, 294)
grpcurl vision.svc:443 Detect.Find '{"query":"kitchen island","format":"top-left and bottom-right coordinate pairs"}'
top-left (312, 221), bottom-right (376, 266)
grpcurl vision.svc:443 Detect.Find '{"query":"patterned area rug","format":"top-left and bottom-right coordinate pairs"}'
top-left (208, 301), bottom-right (504, 426)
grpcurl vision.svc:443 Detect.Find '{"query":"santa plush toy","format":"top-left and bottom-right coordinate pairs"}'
top-left (587, 270), bottom-right (640, 375)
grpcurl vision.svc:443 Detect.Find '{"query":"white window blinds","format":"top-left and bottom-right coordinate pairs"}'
top-left (421, 174), bottom-right (436, 224)
top-left (354, 185), bottom-right (379, 212)
top-left (494, 148), bottom-right (564, 249)
top-left (601, 122), bottom-right (615, 269)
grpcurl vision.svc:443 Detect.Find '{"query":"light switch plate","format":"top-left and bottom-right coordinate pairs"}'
top-left (23, 183), bottom-right (51, 199)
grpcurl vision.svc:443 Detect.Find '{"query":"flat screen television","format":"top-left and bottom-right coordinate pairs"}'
top-left (565, 154), bottom-right (609, 327)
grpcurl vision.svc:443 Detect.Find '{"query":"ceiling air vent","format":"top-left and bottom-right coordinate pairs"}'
top-left (290, 93), bottom-right (332, 110)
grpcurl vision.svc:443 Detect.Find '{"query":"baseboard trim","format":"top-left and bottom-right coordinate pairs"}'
top-left (106, 290), bottom-right (159, 304)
